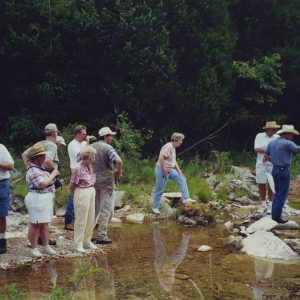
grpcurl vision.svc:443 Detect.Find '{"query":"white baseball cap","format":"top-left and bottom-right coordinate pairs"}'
top-left (98, 127), bottom-right (116, 137)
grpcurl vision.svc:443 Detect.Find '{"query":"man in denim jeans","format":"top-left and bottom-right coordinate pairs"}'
top-left (152, 133), bottom-right (196, 214)
top-left (265, 125), bottom-right (300, 223)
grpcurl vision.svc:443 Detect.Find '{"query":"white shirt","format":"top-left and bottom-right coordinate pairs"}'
top-left (254, 132), bottom-right (279, 164)
top-left (68, 139), bottom-right (87, 170)
top-left (0, 144), bottom-right (14, 180)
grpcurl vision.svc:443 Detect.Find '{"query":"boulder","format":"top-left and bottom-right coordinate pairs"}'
top-left (9, 195), bottom-right (25, 212)
top-left (162, 192), bottom-right (182, 199)
top-left (242, 231), bottom-right (298, 260)
top-left (160, 197), bottom-right (177, 216)
top-left (224, 221), bottom-right (233, 230)
top-left (274, 220), bottom-right (300, 230)
top-left (55, 206), bottom-right (66, 217)
top-left (228, 235), bottom-right (243, 250)
top-left (126, 213), bottom-right (145, 223)
top-left (177, 215), bottom-right (197, 226)
top-left (246, 216), bottom-right (278, 234)
top-left (114, 191), bottom-right (125, 209)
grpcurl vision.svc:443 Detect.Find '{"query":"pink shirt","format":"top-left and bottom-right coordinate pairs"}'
top-left (70, 161), bottom-right (95, 188)
top-left (156, 142), bottom-right (176, 171)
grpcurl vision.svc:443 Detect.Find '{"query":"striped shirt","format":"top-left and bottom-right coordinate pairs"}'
top-left (26, 163), bottom-right (55, 193)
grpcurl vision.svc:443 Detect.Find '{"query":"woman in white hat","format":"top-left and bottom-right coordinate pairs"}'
top-left (24, 143), bottom-right (60, 258)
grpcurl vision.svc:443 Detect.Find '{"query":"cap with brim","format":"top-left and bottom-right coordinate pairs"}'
top-left (56, 136), bottom-right (66, 146)
top-left (262, 121), bottom-right (281, 129)
top-left (27, 143), bottom-right (47, 161)
top-left (45, 123), bottom-right (59, 132)
top-left (98, 127), bottom-right (116, 137)
top-left (277, 125), bottom-right (299, 135)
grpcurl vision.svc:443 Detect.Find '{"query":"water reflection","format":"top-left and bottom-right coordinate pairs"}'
top-left (252, 257), bottom-right (274, 300)
top-left (152, 223), bottom-right (189, 292)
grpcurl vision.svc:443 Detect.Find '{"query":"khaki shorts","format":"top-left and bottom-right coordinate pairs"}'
top-left (256, 163), bottom-right (273, 184)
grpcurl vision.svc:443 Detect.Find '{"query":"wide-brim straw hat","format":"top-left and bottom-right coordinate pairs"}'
top-left (27, 143), bottom-right (46, 161)
top-left (277, 125), bottom-right (299, 135)
top-left (262, 121), bottom-right (281, 129)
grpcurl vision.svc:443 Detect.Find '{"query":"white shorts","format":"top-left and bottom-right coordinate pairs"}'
top-left (25, 192), bottom-right (54, 224)
top-left (256, 163), bottom-right (273, 184)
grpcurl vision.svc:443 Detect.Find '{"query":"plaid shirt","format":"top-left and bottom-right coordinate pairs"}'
top-left (70, 161), bottom-right (96, 188)
top-left (26, 163), bottom-right (55, 193)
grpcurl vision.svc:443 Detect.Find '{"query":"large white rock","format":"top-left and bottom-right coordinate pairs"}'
top-left (126, 213), bottom-right (145, 223)
top-left (162, 192), bottom-right (182, 199)
top-left (197, 245), bottom-right (212, 252)
top-left (242, 231), bottom-right (299, 260)
top-left (246, 216), bottom-right (278, 234)
top-left (274, 220), bottom-right (300, 230)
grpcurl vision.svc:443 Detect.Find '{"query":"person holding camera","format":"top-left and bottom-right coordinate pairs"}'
top-left (24, 143), bottom-right (59, 258)
top-left (65, 125), bottom-right (96, 231)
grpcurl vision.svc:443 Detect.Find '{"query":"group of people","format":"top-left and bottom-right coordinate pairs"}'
top-left (254, 121), bottom-right (300, 223)
top-left (0, 120), bottom-right (299, 256)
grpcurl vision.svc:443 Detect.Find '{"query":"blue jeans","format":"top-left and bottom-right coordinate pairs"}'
top-left (64, 195), bottom-right (74, 225)
top-left (0, 179), bottom-right (10, 218)
top-left (152, 166), bottom-right (189, 209)
top-left (271, 166), bottom-right (290, 220)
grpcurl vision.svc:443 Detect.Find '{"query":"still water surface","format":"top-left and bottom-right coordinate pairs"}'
top-left (1, 221), bottom-right (300, 299)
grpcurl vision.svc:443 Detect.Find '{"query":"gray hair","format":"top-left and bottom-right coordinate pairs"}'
top-left (79, 146), bottom-right (96, 161)
top-left (171, 132), bottom-right (185, 141)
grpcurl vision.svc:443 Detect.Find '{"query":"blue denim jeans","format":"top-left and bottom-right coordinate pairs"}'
top-left (0, 179), bottom-right (10, 218)
top-left (64, 195), bottom-right (74, 225)
top-left (271, 166), bottom-right (290, 220)
top-left (152, 166), bottom-right (189, 209)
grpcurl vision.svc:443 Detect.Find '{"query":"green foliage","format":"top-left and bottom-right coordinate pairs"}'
top-left (0, 283), bottom-right (28, 300)
top-left (233, 53), bottom-right (286, 104)
top-left (209, 151), bottom-right (233, 174)
top-left (113, 113), bottom-right (152, 160)
top-left (188, 177), bottom-right (213, 203)
top-left (216, 185), bottom-right (229, 206)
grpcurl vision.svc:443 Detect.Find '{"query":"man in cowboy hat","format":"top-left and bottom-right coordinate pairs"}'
top-left (265, 125), bottom-right (300, 223)
top-left (254, 121), bottom-right (280, 213)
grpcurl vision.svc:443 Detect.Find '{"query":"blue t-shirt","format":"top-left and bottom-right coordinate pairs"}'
top-left (266, 137), bottom-right (300, 166)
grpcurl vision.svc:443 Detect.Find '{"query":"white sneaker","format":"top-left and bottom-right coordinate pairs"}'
top-left (30, 248), bottom-right (43, 258)
top-left (152, 208), bottom-right (160, 214)
top-left (75, 243), bottom-right (86, 253)
top-left (182, 198), bottom-right (196, 204)
top-left (84, 242), bottom-right (98, 250)
top-left (41, 245), bottom-right (57, 255)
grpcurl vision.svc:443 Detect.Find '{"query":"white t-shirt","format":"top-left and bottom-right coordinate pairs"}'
top-left (68, 139), bottom-right (87, 170)
top-left (0, 144), bottom-right (14, 180)
top-left (254, 132), bottom-right (279, 164)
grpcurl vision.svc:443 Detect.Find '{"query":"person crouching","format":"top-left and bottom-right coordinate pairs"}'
top-left (25, 143), bottom-right (59, 258)
top-left (70, 146), bottom-right (98, 253)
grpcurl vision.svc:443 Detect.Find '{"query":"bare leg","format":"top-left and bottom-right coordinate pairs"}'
top-left (0, 217), bottom-right (6, 234)
top-left (267, 186), bottom-right (274, 202)
top-left (258, 184), bottom-right (266, 201)
top-left (39, 223), bottom-right (49, 246)
top-left (28, 223), bottom-right (40, 248)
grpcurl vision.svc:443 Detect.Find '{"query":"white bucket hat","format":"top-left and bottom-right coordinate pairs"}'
top-left (277, 125), bottom-right (299, 135)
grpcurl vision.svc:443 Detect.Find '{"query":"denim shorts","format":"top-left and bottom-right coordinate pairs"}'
top-left (0, 179), bottom-right (10, 217)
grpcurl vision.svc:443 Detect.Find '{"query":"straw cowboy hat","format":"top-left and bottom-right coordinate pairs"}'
top-left (277, 125), bottom-right (299, 135)
top-left (27, 143), bottom-right (46, 161)
top-left (262, 121), bottom-right (281, 129)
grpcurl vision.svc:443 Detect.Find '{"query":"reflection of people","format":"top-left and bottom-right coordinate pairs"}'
top-left (152, 133), bottom-right (195, 215)
top-left (70, 146), bottom-right (98, 253)
top-left (265, 125), bottom-right (300, 223)
top-left (92, 127), bottom-right (122, 245)
top-left (0, 143), bottom-right (14, 254)
top-left (254, 121), bottom-right (280, 213)
top-left (252, 257), bottom-right (274, 300)
top-left (24, 143), bottom-right (59, 258)
top-left (153, 224), bottom-right (189, 292)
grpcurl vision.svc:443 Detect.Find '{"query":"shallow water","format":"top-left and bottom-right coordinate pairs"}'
top-left (1, 221), bottom-right (300, 299)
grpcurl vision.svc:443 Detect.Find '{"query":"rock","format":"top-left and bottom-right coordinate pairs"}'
top-left (177, 215), bottom-right (197, 226)
top-left (246, 216), bottom-right (278, 234)
top-left (215, 219), bottom-right (224, 224)
top-left (232, 228), bottom-right (239, 234)
top-left (242, 231), bottom-right (298, 259)
top-left (162, 192), bottom-right (182, 199)
top-left (9, 195), bottom-right (25, 212)
top-left (119, 204), bottom-right (131, 212)
top-left (110, 217), bottom-right (122, 223)
top-left (160, 197), bottom-right (177, 216)
top-left (284, 205), bottom-right (300, 216)
top-left (228, 235), bottom-right (243, 250)
top-left (284, 238), bottom-right (300, 253)
top-left (55, 206), bottom-right (66, 217)
top-left (114, 191), bottom-right (125, 209)
top-left (224, 221), bottom-right (233, 230)
top-left (197, 245), bottom-right (212, 252)
top-left (274, 220), bottom-right (300, 230)
top-left (126, 213), bottom-right (145, 223)
top-left (7, 213), bottom-right (29, 227)
top-left (175, 273), bottom-right (191, 280)
top-left (228, 192), bottom-right (235, 201)
top-left (234, 196), bottom-right (254, 206)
